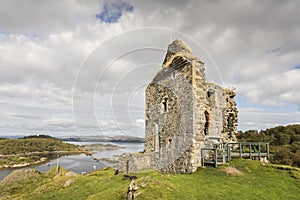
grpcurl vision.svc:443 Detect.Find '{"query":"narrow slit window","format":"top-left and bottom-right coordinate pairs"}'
top-left (163, 97), bottom-right (168, 112)
top-left (207, 91), bottom-right (211, 97)
top-left (168, 138), bottom-right (172, 148)
top-left (155, 124), bottom-right (159, 152)
top-left (204, 111), bottom-right (209, 135)
top-left (172, 71), bottom-right (176, 79)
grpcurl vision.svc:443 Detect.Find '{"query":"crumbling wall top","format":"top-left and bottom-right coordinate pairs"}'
top-left (163, 39), bottom-right (203, 67)
top-left (167, 39), bottom-right (192, 54)
top-left (225, 88), bottom-right (236, 98)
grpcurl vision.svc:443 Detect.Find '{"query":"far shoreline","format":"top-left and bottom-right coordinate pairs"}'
top-left (0, 150), bottom-right (88, 170)
top-left (62, 138), bottom-right (145, 143)
top-left (0, 143), bottom-right (126, 170)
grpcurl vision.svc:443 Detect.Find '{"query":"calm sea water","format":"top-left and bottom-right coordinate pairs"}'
top-left (0, 142), bottom-right (144, 180)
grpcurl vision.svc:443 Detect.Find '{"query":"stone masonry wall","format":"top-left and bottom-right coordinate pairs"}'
top-left (116, 39), bottom-right (238, 174)
top-left (117, 153), bottom-right (151, 174)
top-left (189, 57), bottom-right (209, 172)
top-left (222, 89), bottom-right (238, 141)
top-left (145, 54), bottom-right (195, 173)
top-left (207, 83), bottom-right (226, 137)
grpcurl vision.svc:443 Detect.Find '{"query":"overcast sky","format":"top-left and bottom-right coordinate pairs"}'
top-left (0, 0), bottom-right (299, 137)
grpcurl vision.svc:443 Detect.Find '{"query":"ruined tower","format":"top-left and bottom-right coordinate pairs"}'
top-left (117, 39), bottom-right (238, 174)
top-left (144, 39), bottom-right (238, 173)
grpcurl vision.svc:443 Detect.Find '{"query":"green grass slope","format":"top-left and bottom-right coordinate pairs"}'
top-left (0, 159), bottom-right (299, 200)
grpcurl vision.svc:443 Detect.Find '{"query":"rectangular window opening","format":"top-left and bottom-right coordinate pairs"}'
top-left (155, 124), bottom-right (159, 152)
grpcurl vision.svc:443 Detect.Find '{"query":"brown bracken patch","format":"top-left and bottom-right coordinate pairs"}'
top-left (223, 166), bottom-right (243, 176)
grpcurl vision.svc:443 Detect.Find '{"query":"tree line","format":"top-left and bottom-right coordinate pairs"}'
top-left (236, 124), bottom-right (300, 167)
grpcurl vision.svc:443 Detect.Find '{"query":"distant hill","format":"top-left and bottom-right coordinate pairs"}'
top-left (61, 135), bottom-right (145, 143)
top-left (0, 135), bottom-right (86, 168)
top-left (0, 135), bottom-right (83, 155)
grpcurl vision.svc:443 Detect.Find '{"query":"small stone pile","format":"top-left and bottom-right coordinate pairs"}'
top-left (125, 175), bottom-right (151, 200)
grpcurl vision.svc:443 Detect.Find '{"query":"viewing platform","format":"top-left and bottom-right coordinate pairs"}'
top-left (201, 142), bottom-right (270, 167)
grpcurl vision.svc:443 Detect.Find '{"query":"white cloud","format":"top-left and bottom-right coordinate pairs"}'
top-left (0, 0), bottom-right (300, 136)
top-left (237, 69), bottom-right (300, 109)
top-left (0, 0), bottom-right (102, 37)
top-left (239, 108), bottom-right (300, 131)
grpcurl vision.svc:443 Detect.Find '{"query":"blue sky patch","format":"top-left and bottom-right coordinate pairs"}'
top-left (96, 0), bottom-right (133, 23)
top-left (291, 64), bottom-right (300, 70)
top-left (0, 31), bottom-right (10, 38)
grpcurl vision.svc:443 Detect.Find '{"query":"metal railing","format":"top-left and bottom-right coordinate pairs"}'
top-left (201, 142), bottom-right (269, 167)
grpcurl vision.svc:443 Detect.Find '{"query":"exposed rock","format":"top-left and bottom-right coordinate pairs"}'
top-left (0, 169), bottom-right (40, 186)
top-left (126, 180), bottom-right (139, 200)
top-left (63, 179), bottom-right (75, 187)
top-left (65, 171), bottom-right (79, 177)
top-left (260, 157), bottom-right (268, 163)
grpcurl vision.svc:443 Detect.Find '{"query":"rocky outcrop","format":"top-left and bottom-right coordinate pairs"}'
top-left (0, 169), bottom-right (40, 186)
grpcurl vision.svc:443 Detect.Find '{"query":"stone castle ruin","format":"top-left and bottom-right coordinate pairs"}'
top-left (118, 39), bottom-right (238, 173)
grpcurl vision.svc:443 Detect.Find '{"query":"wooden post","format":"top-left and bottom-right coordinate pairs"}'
top-left (56, 155), bottom-right (60, 174)
top-left (222, 146), bottom-right (226, 163)
top-left (126, 160), bottom-right (129, 174)
top-left (249, 143), bottom-right (252, 159)
top-left (201, 149), bottom-right (205, 166)
top-left (239, 143), bottom-right (242, 158)
top-left (226, 144), bottom-right (229, 162)
top-left (266, 143), bottom-right (269, 159)
top-left (228, 145), bottom-right (231, 161)
top-left (258, 143), bottom-right (261, 161)
top-left (214, 148), bottom-right (217, 168)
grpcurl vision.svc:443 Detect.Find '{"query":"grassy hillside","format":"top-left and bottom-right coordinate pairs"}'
top-left (0, 135), bottom-right (86, 167)
top-left (0, 135), bottom-right (83, 155)
top-left (1, 159), bottom-right (299, 200)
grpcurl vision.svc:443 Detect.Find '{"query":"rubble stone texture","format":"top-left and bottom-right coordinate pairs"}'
top-left (118, 39), bottom-right (238, 174)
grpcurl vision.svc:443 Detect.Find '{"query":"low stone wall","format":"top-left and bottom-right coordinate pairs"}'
top-left (117, 153), bottom-right (152, 173)
top-left (117, 149), bottom-right (197, 174)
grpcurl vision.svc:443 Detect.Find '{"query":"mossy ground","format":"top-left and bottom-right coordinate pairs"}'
top-left (0, 159), bottom-right (299, 200)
